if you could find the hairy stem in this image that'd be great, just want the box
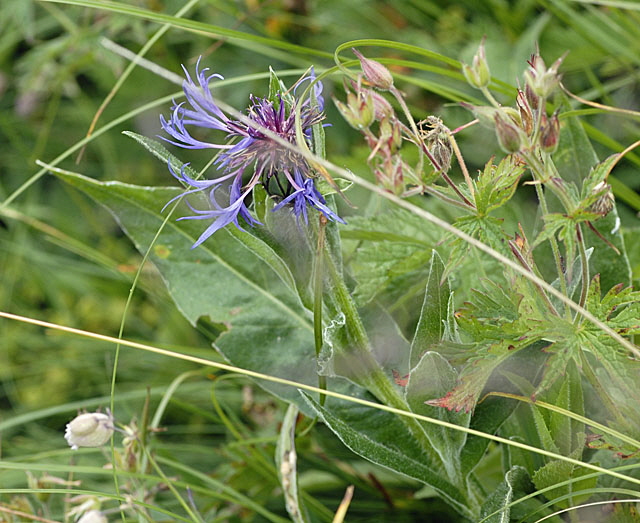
[313,215,328,405]
[576,224,590,313]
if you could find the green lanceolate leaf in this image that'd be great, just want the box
[268,66,295,113]
[547,360,584,456]
[52,170,322,409]
[410,250,451,368]
[302,392,474,520]
[405,351,470,482]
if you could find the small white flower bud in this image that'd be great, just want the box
[77,510,108,523]
[65,412,114,450]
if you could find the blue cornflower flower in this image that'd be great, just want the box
[160,58,344,248]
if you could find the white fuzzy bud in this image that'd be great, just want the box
[65,412,114,450]
[77,510,108,523]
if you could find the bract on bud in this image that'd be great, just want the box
[524,82,540,111]
[494,113,524,153]
[524,53,565,99]
[539,111,560,153]
[516,91,534,135]
[368,89,394,119]
[352,48,394,90]
[65,411,114,450]
[462,37,491,89]
[377,116,402,155]
[374,155,405,194]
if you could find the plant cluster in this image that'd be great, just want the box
[2,2,640,522]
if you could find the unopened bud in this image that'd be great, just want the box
[539,111,560,153]
[494,113,524,153]
[462,37,491,89]
[375,155,405,194]
[65,412,114,450]
[352,48,394,90]
[502,107,522,125]
[333,88,375,130]
[524,82,540,111]
[368,89,394,119]
[378,116,402,153]
[524,53,565,99]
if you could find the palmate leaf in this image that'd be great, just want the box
[427,274,553,412]
[533,275,640,431]
[444,214,510,281]
[473,155,525,217]
[342,208,440,306]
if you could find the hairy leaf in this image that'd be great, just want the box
[302,392,474,519]
[410,250,451,368]
[53,171,326,409]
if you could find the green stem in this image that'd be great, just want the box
[523,152,572,318]
[321,239,466,487]
[313,216,328,405]
[390,86,424,175]
[575,224,590,313]
[480,86,501,108]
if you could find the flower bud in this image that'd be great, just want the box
[462,38,491,89]
[539,111,560,153]
[352,48,394,90]
[374,155,405,194]
[524,82,540,111]
[379,116,402,154]
[524,53,565,100]
[494,113,524,153]
[333,89,375,130]
[77,510,108,523]
[368,89,394,119]
[65,412,114,450]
